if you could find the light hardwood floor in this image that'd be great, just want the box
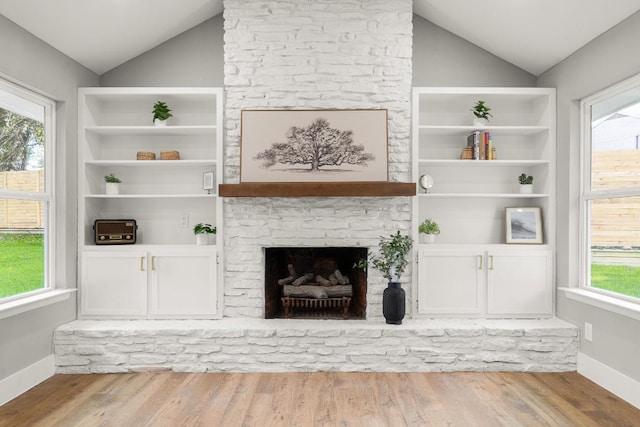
[0,372,638,426]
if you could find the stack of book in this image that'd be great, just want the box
[465,131,496,160]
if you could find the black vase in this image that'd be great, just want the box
[383,282,405,325]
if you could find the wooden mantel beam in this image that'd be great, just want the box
[219,182,416,197]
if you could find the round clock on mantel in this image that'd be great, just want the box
[419,174,434,193]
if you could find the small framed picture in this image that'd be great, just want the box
[505,207,543,244]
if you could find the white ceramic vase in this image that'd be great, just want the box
[420,233,436,244]
[473,117,489,127]
[105,183,120,195]
[519,184,534,194]
[154,118,168,127]
[195,233,210,245]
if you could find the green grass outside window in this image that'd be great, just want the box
[0,233,44,298]
[591,264,640,299]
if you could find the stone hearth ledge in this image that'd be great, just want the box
[54,318,578,374]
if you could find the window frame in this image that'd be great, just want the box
[579,73,640,305]
[0,77,56,303]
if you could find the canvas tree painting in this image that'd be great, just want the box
[240,110,388,182]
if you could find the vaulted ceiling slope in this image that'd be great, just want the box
[0,0,639,76]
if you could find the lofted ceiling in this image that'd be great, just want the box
[0,0,639,76]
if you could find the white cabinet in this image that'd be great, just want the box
[412,86,556,317]
[417,249,483,315]
[80,247,218,319]
[417,246,553,317]
[149,249,217,317]
[77,87,223,318]
[487,249,553,316]
[80,251,148,316]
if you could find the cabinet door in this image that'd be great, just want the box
[487,250,552,316]
[80,251,147,316]
[417,249,484,314]
[149,249,217,317]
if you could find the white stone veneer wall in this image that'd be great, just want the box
[223,0,413,318]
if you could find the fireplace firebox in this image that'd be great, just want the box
[264,247,367,319]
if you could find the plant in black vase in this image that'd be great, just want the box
[357,230,413,324]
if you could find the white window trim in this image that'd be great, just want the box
[0,289,75,320]
[0,78,56,305]
[577,73,640,316]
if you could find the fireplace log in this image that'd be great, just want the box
[277,264,299,286]
[315,275,331,286]
[283,285,328,299]
[333,270,350,285]
[283,284,352,298]
[291,273,314,286]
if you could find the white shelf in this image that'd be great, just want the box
[79,87,223,247]
[86,160,217,167]
[417,193,549,199]
[412,87,556,318]
[417,125,549,136]
[84,125,217,136]
[418,159,549,166]
[85,194,216,199]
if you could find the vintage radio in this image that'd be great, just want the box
[93,219,137,245]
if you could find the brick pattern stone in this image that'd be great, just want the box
[54,319,579,373]
[223,0,414,319]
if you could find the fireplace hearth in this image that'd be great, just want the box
[264,247,367,319]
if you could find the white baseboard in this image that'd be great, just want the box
[578,352,640,409]
[0,355,55,406]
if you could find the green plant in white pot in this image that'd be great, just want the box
[152,101,173,126]
[193,223,216,245]
[357,231,413,324]
[104,173,121,195]
[471,100,493,126]
[518,173,534,194]
[418,218,440,244]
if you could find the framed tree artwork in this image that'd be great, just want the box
[505,207,543,244]
[240,109,388,182]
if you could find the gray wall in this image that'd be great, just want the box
[0,14,98,380]
[538,11,640,382]
[413,15,536,87]
[100,15,224,87]
[102,14,534,90]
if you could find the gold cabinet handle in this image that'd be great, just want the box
[152,256,156,271]
[140,256,146,272]
[478,255,483,270]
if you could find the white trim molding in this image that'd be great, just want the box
[0,289,75,320]
[0,355,55,406]
[561,287,640,321]
[578,352,640,409]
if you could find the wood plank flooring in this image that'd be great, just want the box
[0,372,638,426]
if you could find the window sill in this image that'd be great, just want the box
[0,289,76,321]
[560,287,640,321]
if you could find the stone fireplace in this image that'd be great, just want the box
[222,0,414,320]
[52,1,580,377]
[264,247,368,319]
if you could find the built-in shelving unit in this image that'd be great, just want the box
[412,87,556,317]
[77,87,223,319]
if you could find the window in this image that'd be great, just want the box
[0,78,55,301]
[581,74,640,302]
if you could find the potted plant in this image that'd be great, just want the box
[518,173,534,194]
[193,223,216,245]
[104,173,121,195]
[152,101,173,126]
[358,231,413,324]
[418,218,440,244]
[471,100,493,126]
